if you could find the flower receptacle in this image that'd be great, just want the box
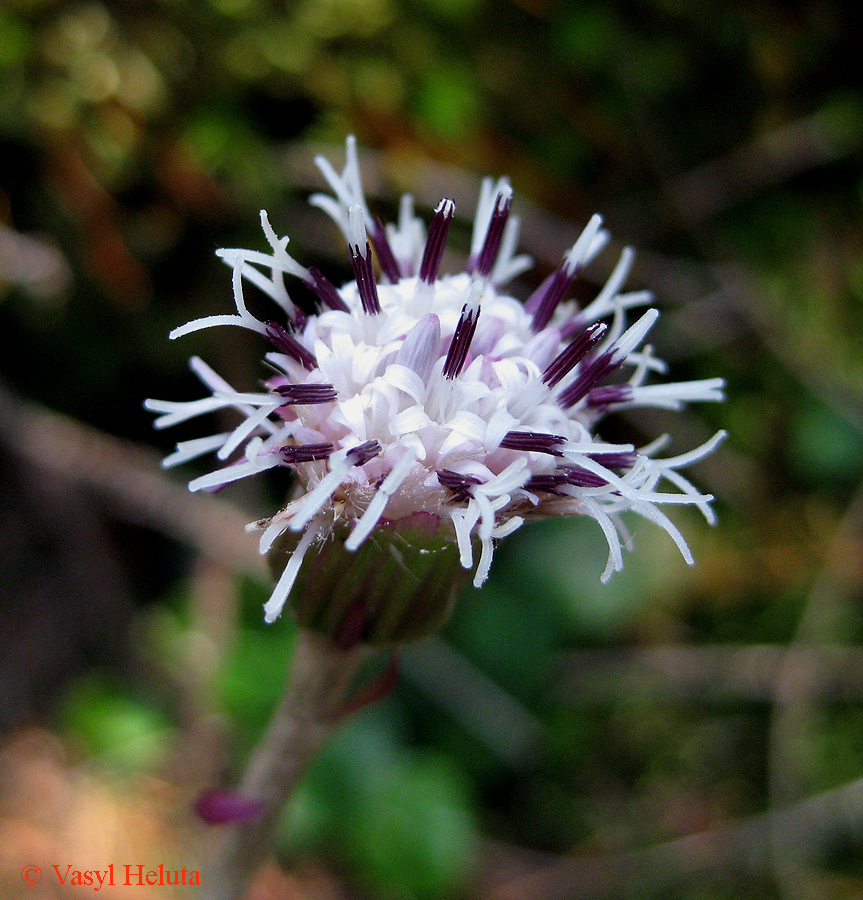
[269,512,467,647]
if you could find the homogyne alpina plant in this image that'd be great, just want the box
[146,136,724,645]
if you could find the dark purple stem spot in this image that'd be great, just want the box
[194,790,266,826]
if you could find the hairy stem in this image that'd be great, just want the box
[207,628,374,900]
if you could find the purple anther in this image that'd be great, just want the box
[556,350,621,409]
[419,200,455,284]
[587,450,637,470]
[274,383,338,405]
[587,384,633,409]
[265,321,318,371]
[347,440,382,466]
[524,473,568,495]
[560,314,586,341]
[499,430,567,455]
[443,301,480,380]
[472,190,512,278]
[280,442,335,464]
[349,243,381,315]
[537,214,606,331]
[437,469,482,501]
[348,206,381,315]
[529,267,576,333]
[307,267,349,312]
[542,322,607,389]
[370,217,402,284]
[561,465,610,488]
[194,790,266,825]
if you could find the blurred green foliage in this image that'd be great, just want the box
[1,0,862,898]
[57,674,174,772]
[288,720,477,899]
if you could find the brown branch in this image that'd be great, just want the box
[484,771,863,900]
[766,480,863,898]
[554,643,863,705]
[0,380,265,577]
[667,106,863,227]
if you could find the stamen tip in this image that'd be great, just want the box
[348,204,368,255]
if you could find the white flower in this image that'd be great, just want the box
[146,136,725,627]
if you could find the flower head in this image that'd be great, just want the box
[146,136,724,640]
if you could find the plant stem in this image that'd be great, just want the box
[207,627,374,900]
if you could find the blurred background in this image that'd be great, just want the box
[1,0,862,897]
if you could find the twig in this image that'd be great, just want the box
[0,380,265,576]
[554,643,863,704]
[484,768,863,900]
[403,637,545,768]
[666,106,863,227]
[715,263,863,437]
[766,480,863,899]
